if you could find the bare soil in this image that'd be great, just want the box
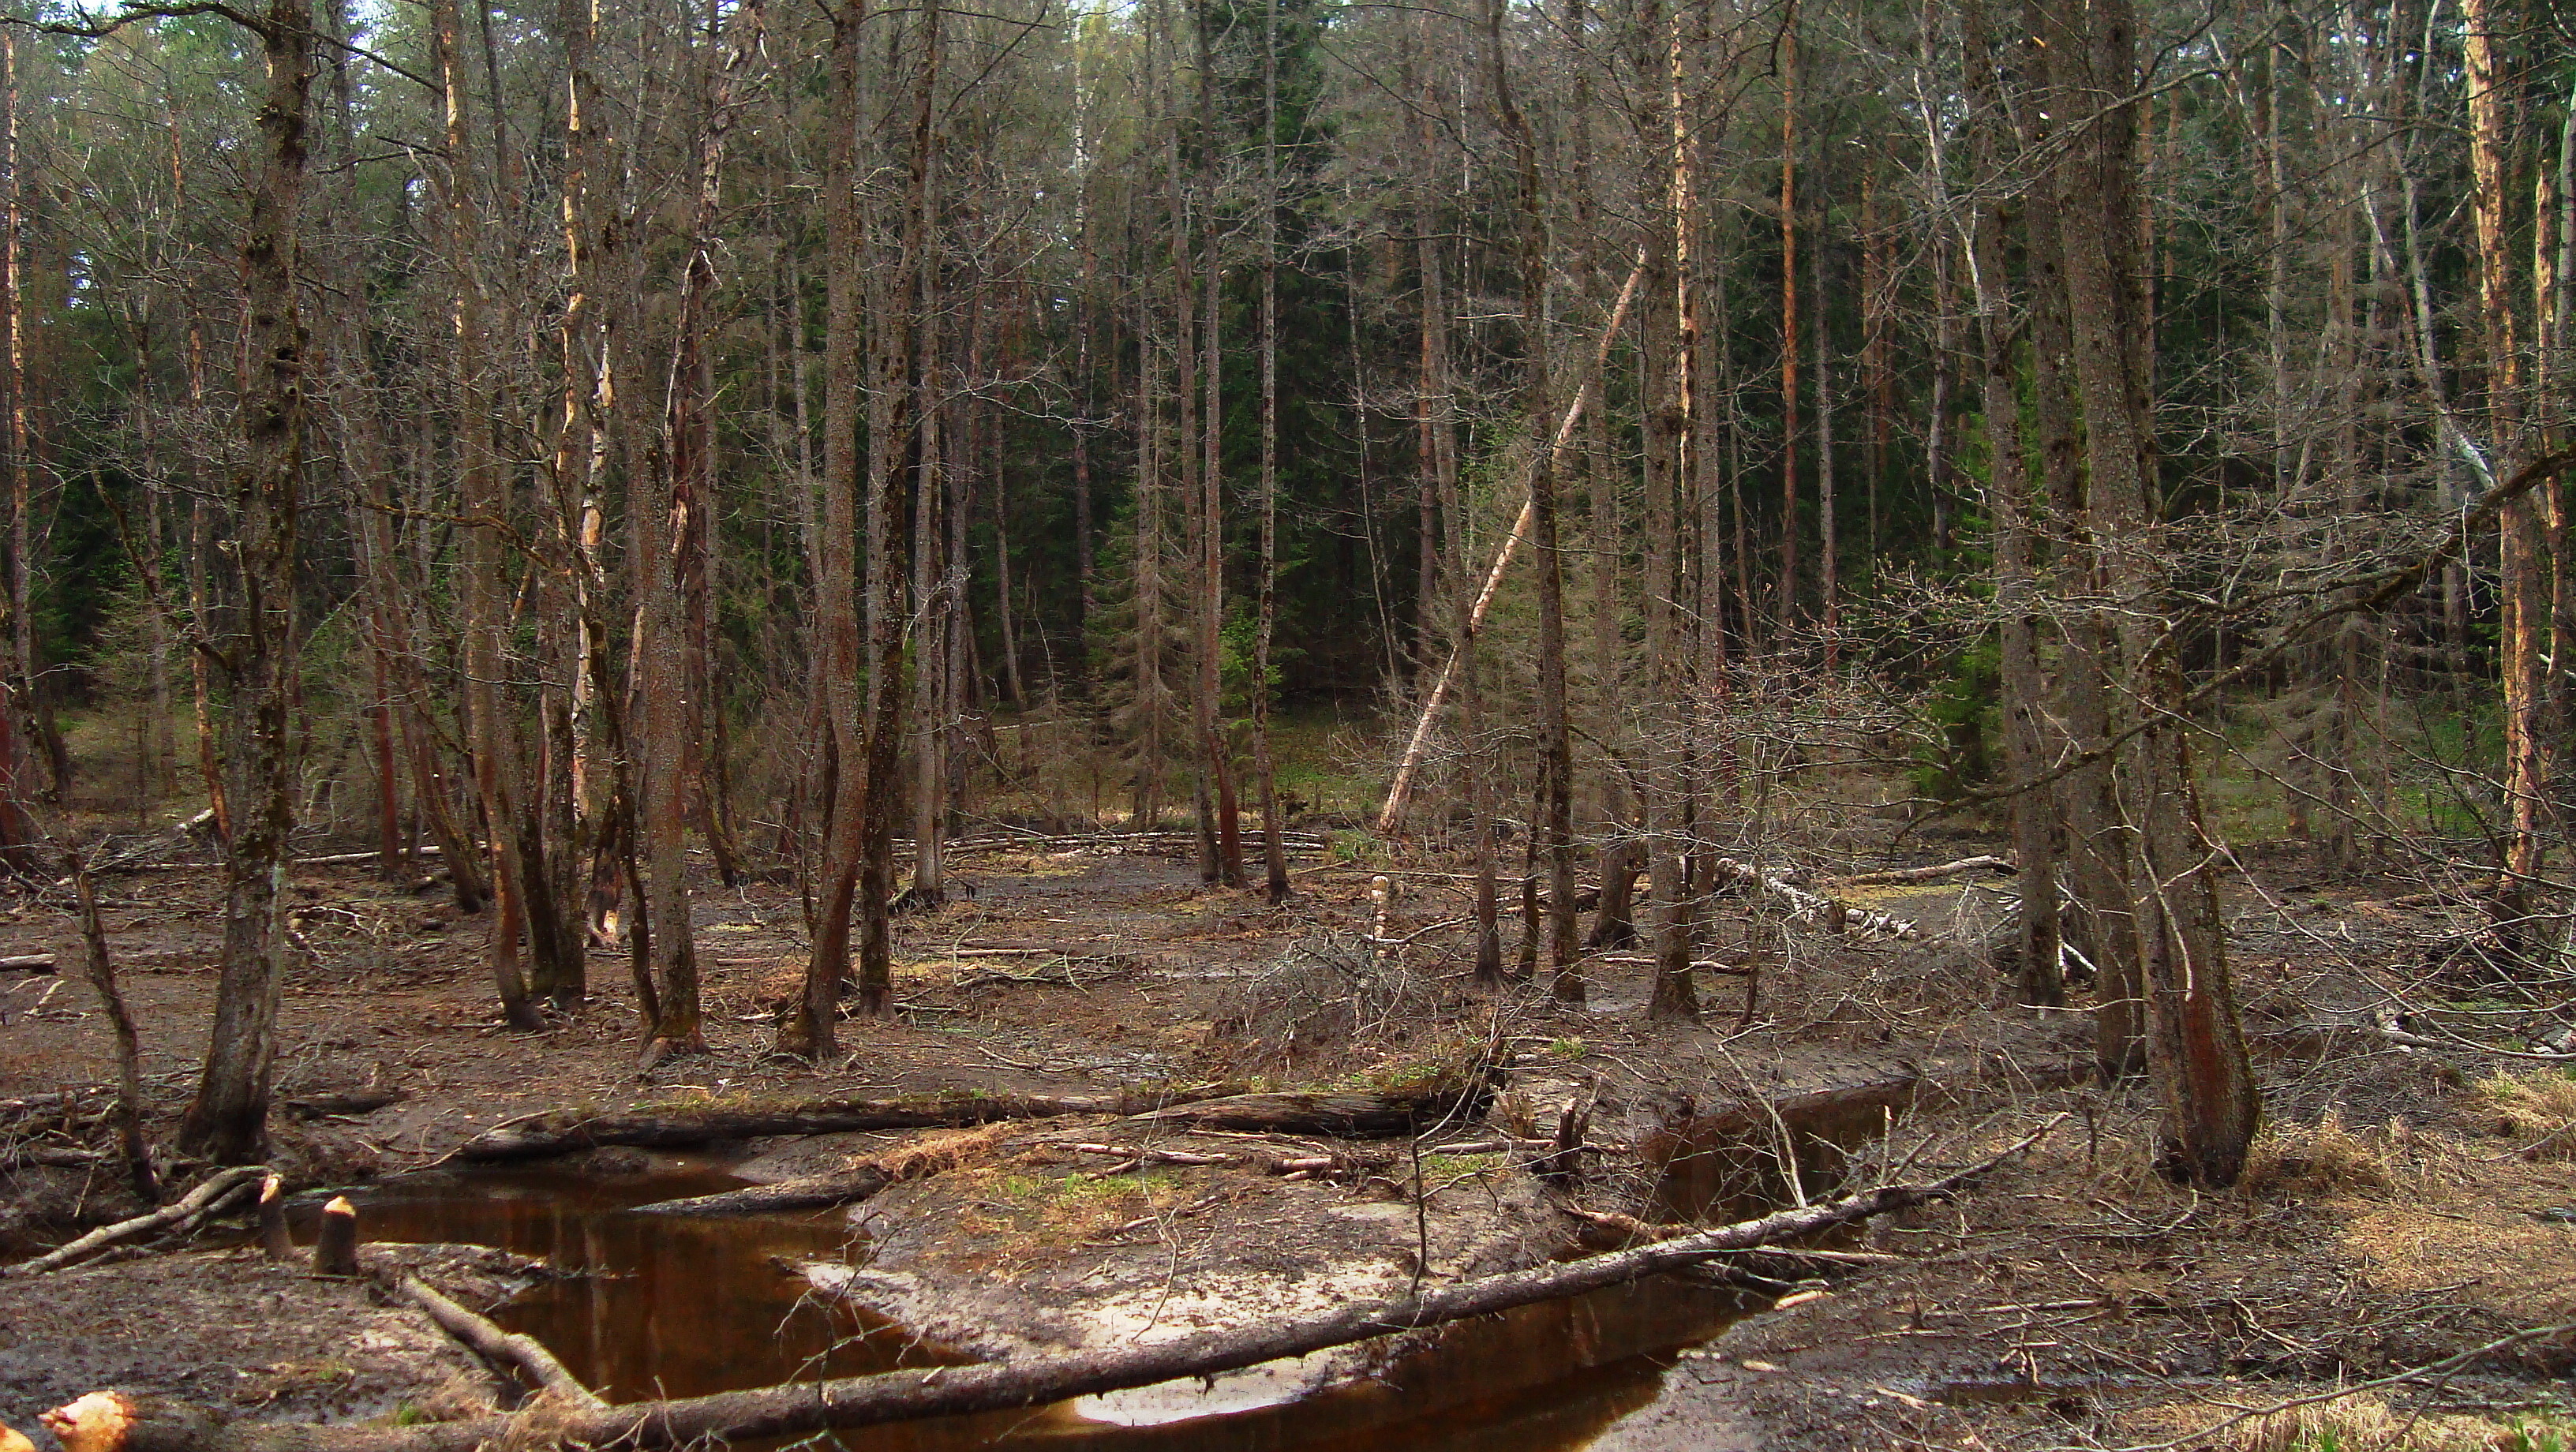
[6,834,2575,1450]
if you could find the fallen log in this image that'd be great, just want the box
[388,1274,602,1409]
[447,1083,1249,1162]
[1124,1081,1497,1139]
[1836,855,2016,887]
[1712,856,1921,940]
[1,1166,264,1278]
[37,1117,2057,1452]
[623,1163,893,1217]
[293,846,445,868]
[0,952,54,972]
[284,1089,407,1120]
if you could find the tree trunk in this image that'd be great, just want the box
[1251,0,1290,903]
[177,0,314,1166]
[433,0,541,1033]
[1775,12,1799,628]
[2012,9,2139,1076]
[2462,0,2548,928]
[1961,0,2061,1009]
[0,36,38,871]
[785,0,871,1060]
[2040,0,2256,1185]
[1486,0,1574,998]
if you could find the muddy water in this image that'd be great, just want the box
[311,1161,960,1401]
[320,1164,1754,1450]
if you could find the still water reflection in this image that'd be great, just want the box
[320,1161,955,1401]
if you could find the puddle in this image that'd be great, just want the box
[297,1163,1756,1449]
[1645,1080,1921,1222]
[301,1160,960,1401]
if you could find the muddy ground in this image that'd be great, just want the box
[6,830,2576,1450]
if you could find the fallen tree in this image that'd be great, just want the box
[387,1274,601,1410]
[1835,855,2016,887]
[623,1164,893,1216]
[451,1078,1485,1163]
[1124,1083,1496,1137]
[36,1117,2056,1452]
[1712,857,1922,940]
[447,1084,1249,1162]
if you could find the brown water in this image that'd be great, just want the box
[309,1161,960,1401]
[313,1163,1751,1450]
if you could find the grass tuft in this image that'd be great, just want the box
[2240,1110,2397,1199]
[2473,1068,2576,1159]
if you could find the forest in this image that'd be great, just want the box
[0,0,2574,1444]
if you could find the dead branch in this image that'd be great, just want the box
[1836,855,2016,886]
[1,1166,264,1277]
[386,1274,604,1410]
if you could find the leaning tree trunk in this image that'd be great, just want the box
[178,0,313,1166]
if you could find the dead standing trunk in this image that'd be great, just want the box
[1251,0,1290,903]
[2462,0,2549,931]
[0,36,38,871]
[852,0,942,1021]
[177,0,313,1166]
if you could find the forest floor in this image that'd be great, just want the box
[6,820,2576,1450]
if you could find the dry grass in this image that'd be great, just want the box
[2473,1068,2576,1159]
[2186,1390,2546,1451]
[875,1121,1023,1181]
[2241,1110,2399,1199]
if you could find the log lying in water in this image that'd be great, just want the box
[448,1084,1249,1162]
[623,1163,894,1217]
[36,1118,2056,1452]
